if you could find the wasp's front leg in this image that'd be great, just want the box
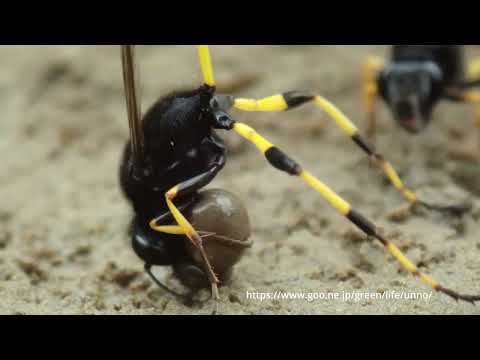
[363,55,385,143]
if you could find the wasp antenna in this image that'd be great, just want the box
[197,45,216,87]
[121,45,145,169]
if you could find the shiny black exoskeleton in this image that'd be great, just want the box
[378,45,467,133]
[120,87,229,221]
[119,77,242,291]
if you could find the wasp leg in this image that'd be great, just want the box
[149,225,187,235]
[450,89,480,104]
[363,55,385,142]
[150,165,224,301]
[197,45,216,87]
[232,91,468,216]
[231,121,480,304]
[467,57,480,82]
[144,263,188,299]
[463,90,480,157]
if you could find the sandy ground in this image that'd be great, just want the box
[1,45,480,315]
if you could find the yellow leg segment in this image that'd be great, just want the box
[313,96,357,136]
[149,186,220,299]
[149,225,215,238]
[309,92,419,205]
[234,95,288,112]
[232,121,480,303]
[467,58,480,81]
[299,170,351,215]
[362,56,384,140]
[149,225,187,235]
[196,45,216,87]
[462,90,480,103]
[233,122,354,217]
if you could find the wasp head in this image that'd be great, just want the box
[378,61,444,133]
[208,93,235,130]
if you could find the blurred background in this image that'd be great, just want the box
[1,45,480,315]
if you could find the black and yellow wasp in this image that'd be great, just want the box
[119,45,480,307]
[364,45,480,140]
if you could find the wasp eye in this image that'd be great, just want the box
[210,95,234,111]
[210,98,219,109]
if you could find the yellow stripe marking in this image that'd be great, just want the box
[300,171,351,215]
[365,83,378,98]
[166,198,199,242]
[164,195,219,285]
[386,242,442,290]
[166,186,179,200]
[363,56,385,78]
[380,162,417,203]
[234,95,288,112]
[382,163,404,190]
[387,243,442,292]
[420,273,439,289]
[234,122,352,215]
[314,96,358,137]
[467,59,480,80]
[463,91,480,103]
[233,123,273,153]
[149,224,187,235]
[196,45,215,87]
[364,83,378,113]
[402,190,417,204]
[387,243,418,274]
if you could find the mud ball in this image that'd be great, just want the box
[177,189,252,288]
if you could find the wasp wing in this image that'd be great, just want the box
[121,45,144,164]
